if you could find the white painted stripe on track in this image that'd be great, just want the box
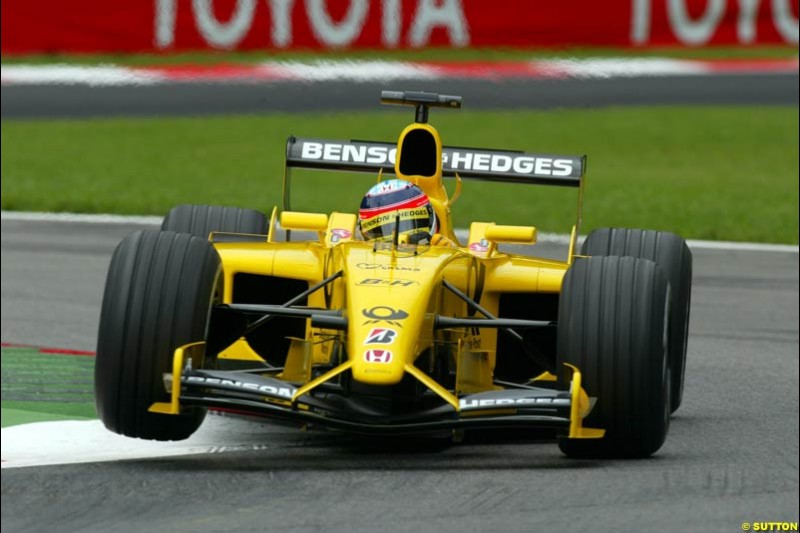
[0,64,163,86]
[2,210,163,225]
[544,58,708,78]
[3,58,796,86]
[270,60,440,82]
[684,238,798,253]
[4,210,797,253]
[0,415,279,469]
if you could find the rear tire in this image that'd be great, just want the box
[581,227,691,412]
[557,256,671,458]
[161,204,268,239]
[95,230,221,441]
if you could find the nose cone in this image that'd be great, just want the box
[341,242,457,385]
[343,255,431,385]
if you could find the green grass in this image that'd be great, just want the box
[2,106,798,243]
[1,347,96,427]
[1,406,95,428]
[2,46,797,66]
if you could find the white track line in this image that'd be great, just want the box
[544,58,707,78]
[3,58,797,86]
[0,65,163,86]
[0,415,281,469]
[2,210,797,253]
[1,210,163,225]
[683,238,798,253]
[270,60,439,82]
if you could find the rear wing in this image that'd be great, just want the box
[285,136,585,188]
[281,136,587,257]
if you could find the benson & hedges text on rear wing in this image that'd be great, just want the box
[285,136,586,187]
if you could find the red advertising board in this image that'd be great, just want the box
[2,0,797,55]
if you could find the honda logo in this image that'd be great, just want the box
[364,349,393,364]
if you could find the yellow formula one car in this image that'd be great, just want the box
[94,90,692,458]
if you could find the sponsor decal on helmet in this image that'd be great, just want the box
[360,208,431,232]
[372,179,409,194]
[364,328,398,345]
[364,349,393,364]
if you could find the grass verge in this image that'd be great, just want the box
[0,347,96,427]
[2,106,798,243]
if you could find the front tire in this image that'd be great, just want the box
[557,256,671,458]
[94,230,221,441]
[581,227,691,412]
[161,204,269,239]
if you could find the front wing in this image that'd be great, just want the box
[150,345,605,439]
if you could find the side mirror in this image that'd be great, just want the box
[280,212,329,239]
[485,224,537,245]
[280,211,329,232]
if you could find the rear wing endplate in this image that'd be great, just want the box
[285,136,585,187]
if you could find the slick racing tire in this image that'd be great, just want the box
[581,228,692,413]
[95,230,222,441]
[557,256,671,459]
[161,204,269,239]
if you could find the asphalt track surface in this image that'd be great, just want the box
[2,73,798,119]
[1,218,798,533]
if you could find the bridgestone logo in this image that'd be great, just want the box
[364,328,398,345]
[184,375,295,399]
[459,397,570,409]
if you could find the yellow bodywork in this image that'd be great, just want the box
[149,342,204,415]
[151,119,602,439]
[211,237,568,384]
[564,364,606,439]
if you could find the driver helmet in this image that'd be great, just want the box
[359,179,437,244]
